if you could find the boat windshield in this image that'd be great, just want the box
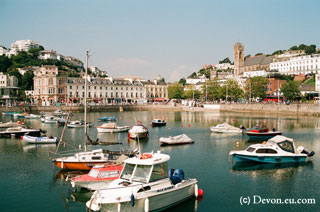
[277,140,295,153]
[246,147,256,152]
[132,165,152,183]
[88,169,99,178]
[149,162,168,182]
[120,163,135,180]
[98,170,120,178]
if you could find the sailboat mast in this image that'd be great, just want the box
[84,51,89,151]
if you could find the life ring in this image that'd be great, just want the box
[140,153,152,159]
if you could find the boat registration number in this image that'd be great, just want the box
[157,186,174,192]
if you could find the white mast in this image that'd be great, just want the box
[84,51,89,151]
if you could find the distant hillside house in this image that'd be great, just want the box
[186,75,207,84]
[64,56,84,68]
[39,50,64,60]
[18,66,39,76]
[0,45,9,56]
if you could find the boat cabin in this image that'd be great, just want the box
[120,152,169,184]
[245,135,297,154]
[250,125,269,133]
[87,164,123,180]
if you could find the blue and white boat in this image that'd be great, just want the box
[229,135,314,164]
[98,116,117,121]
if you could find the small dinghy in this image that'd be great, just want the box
[22,135,59,144]
[0,121,23,128]
[25,114,41,119]
[96,123,129,133]
[160,134,194,145]
[67,120,93,128]
[151,119,166,127]
[210,122,243,133]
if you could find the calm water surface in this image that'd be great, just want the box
[1,111,320,212]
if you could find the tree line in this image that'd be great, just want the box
[168,76,302,102]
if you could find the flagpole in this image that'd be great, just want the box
[84,51,89,151]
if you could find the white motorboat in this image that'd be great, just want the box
[160,134,194,145]
[210,122,243,133]
[151,119,166,127]
[128,125,149,139]
[44,116,57,124]
[53,109,70,116]
[97,123,130,133]
[0,121,23,128]
[0,127,41,138]
[23,135,58,144]
[86,151,200,212]
[25,114,41,119]
[229,135,315,164]
[67,120,93,128]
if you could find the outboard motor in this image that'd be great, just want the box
[297,146,315,157]
[169,169,184,185]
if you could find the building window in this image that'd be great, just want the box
[69,92,72,97]
[83,92,85,97]
[105,92,108,97]
[70,86,72,89]
[88,92,91,98]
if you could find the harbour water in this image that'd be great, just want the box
[1,111,320,212]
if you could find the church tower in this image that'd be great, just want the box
[234,42,244,76]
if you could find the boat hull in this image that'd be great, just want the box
[232,153,307,164]
[152,122,166,127]
[244,131,282,140]
[129,132,148,139]
[93,180,197,212]
[54,161,106,170]
[72,180,113,191]
[97,127,129,133]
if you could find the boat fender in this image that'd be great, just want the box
[144,198,149,212]
[195,184,198,197]
[130,194,135,206]
[140,154,152,159]
[127,132,130,137]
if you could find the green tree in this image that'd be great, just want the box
[219,79,243,101]
[168,83,184,99]
[244,76,268,100]
[272,50,284,55]
[290,46,298,50]
[244,54,251,60]
[7,67,22,80]
[305,45,316,55]
[0,55,12,72]
[179,78,186,85]
[281,81,301,101]
[20,70,34,90]
[183,85,201,99]
[189,72,197,78]
[255,53,263,56]
[202,79,220,101]
[219,57,232,64]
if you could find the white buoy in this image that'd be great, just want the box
[61,161,63,169]
[194,184,198,197]
[144,198,149,212]
[118,203,121,212]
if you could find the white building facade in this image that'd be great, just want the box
[270,54,320,75]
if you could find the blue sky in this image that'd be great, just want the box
[1,0,319,82]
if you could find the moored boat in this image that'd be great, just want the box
[44,116,57,124]
[210,122,243,133]
[0,127,41,138]
[86,151,201,212]
[22,135,59,144]
[128,125,149,139]
[151,119,166,127]
[53,109,71,116]
[229,135,315,164]
[71,163,123,190]
[0,121,24,128]
[160,134,194,145]
[98,116,117,122]
[25,114,41,119]
[244,125,282,140]
[96,123,129,133]
[67,120,93,128]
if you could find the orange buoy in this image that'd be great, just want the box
[198,189,204,197]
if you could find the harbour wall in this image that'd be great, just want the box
[1,103,320,116]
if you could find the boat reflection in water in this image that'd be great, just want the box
[230,161,314,179]
[66,189,93,203]
[55,170,89,182]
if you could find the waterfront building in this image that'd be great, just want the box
[33,65,66,105]
[66,76,146,104]
[0,72,19,106]
[270,54,320,75]
[242,70,266,78]
[142,75,168,100]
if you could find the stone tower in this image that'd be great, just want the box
[234,42,244,76]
